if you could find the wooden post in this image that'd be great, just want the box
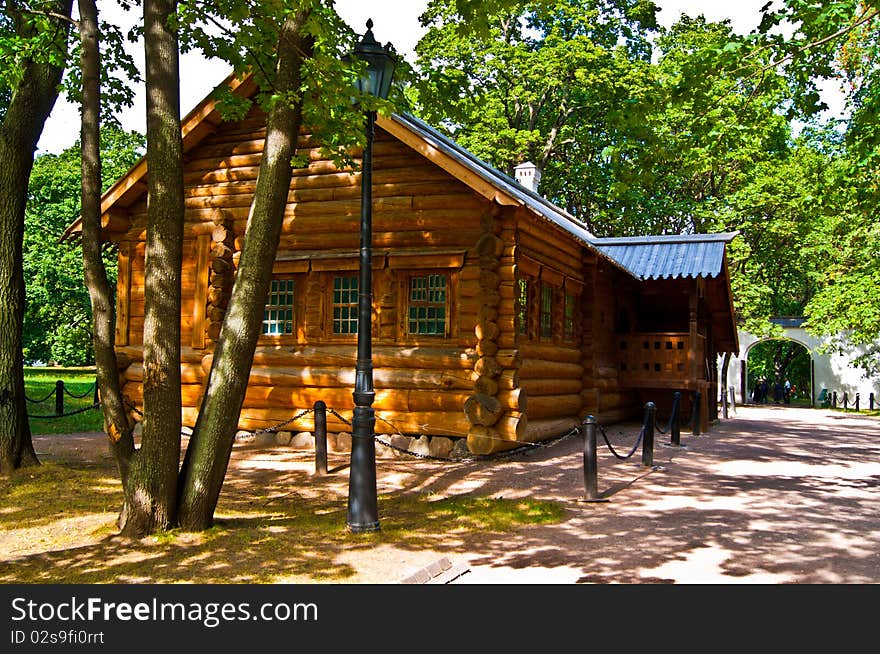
[55,380,64,417]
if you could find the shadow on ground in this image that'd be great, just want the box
[1,406,878,584]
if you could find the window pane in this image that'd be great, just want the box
[540,283,553,339]
[564,293,576,341]
[408,274,447,336]
[262,279,296,335]
[332,276,359,335]
[517,278,528,335]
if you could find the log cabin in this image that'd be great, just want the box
[63,75,739,455]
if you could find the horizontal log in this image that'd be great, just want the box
[580,389,599,416]
[526,394,582,420]
[263,229,483,251]
[519,342,582,364]
[123,362,206,385]
[496,389,527,412]
[240,365,477,391]
[522,417,580,444]
[518,358,583,380]
[520,378,583,396]
[182,405,473,438]
[596,407,641,425]
[495,349,521,368]
[246,345,478,370]
[466,426,519,455]
[516,217,583,259]
[598,392,627,412]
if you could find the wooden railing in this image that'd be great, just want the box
[616,332,700,388]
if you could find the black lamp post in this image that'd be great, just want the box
[346,19,397,533]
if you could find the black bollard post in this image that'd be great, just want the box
[721,385,728,419]
[314,400,328,476]
[55,380,64,416]
[642,402,655,467]
[843,392,849,411]
[871,393,875,411]
[93,379,99,405]
[692,391,702,436]
[832,391,837,409]
[670,391,681,447]
[580,416,602,501]
[855,393,860,412]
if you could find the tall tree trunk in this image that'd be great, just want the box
[119,0,184,536]
[177,9,314,530]
[720,350,732,408]
[0,0,73,475]
[78,0,135,485]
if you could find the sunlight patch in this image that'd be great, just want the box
[711,460,880,479]
[639,543,793,584]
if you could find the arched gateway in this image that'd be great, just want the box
[721,317,880,407]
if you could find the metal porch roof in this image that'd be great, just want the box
[589,232,739,281]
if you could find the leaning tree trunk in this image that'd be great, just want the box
[0,0,73,475]
[119,0,185,536]
[78,0,136,485]
[177,10,315,530]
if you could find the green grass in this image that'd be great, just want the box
[0,459,567,584]
[24,366,104,434]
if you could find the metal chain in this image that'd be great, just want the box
[27,401,101,419]
[249,408,314,437]
[63,381,98,399]
[24,388,57,404]
[597,421,644,460]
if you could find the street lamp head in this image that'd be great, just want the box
[350,19,397,100]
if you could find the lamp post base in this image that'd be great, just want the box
[346,406,379,533]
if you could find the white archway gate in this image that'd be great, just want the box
[721,318,880,408]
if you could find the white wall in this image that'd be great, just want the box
[720,328,880,407]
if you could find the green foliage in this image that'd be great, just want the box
[747,339,811,398]
[176,0,413,170]
[23,127,144,365]
[759,1,880,375]
[413,0,658,181]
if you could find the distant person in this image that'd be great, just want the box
[760,379,769,403]
[773,381,784,404]
[784,379,791,404]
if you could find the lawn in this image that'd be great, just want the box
[24,366,104,434]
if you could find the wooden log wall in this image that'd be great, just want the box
[115,106,502,441]
[590,262,641,423]
[505,211,586,447]
[465,207,524,455]
[110,102,671,450]
[206,210,236,345]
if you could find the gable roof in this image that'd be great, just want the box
[60,73,734,293]
[382,113,596,246]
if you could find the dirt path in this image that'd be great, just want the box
[24,405,880,583]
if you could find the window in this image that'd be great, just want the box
[262,279,295,335]
[516,278,529,335]
[408,273,447,336]
[332,275,359,335]
[540,283,553,339]
[564,292,576,341]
